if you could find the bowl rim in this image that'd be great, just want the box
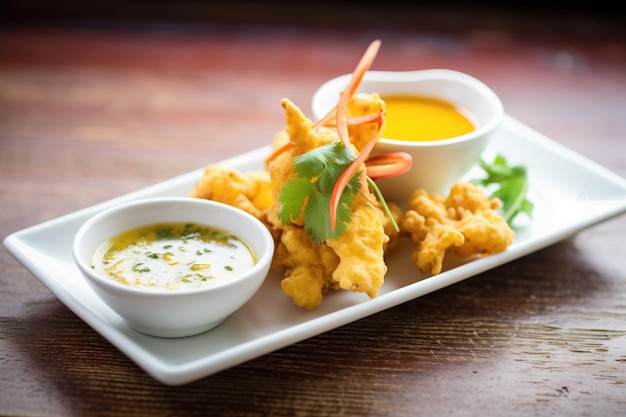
[311,68,504,148]
[72,196,274,297]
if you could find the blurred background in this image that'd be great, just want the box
[2,1,624,38]
[1,1,624,202]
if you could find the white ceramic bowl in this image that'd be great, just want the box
[312,69,503,203]
[73,197,274,338]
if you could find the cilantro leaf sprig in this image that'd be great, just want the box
[278,141,363,244]
[472,154,533,224]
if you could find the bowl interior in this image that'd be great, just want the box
[74,197,274,293]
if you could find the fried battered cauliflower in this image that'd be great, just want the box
[264,96,394,309]
[277,226,340,310]
[191,93,394,310]
[325,195,388,298]
[190,165,273,220]
[347,92,386,151]
[402,182,514,275]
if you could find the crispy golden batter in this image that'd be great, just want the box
[189,41,518,310]
[190,165,273,219]
[191,94,400,309]
[265,97,392,309]
[280,98,337,155]
[326,195,388,298]
[277,226,340,309]
[379,200,403,252]
[402,182,514,275]
[347,92,386,152]
[190,96,514,309]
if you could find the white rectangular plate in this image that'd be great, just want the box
[5,115,626,385]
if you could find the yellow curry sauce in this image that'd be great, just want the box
[91,222,256,290]
[381,95,477,141]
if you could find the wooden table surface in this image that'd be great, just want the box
[1,4,625,416]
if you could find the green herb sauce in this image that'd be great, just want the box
[91,222,256,290]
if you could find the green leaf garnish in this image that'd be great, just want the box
[472,154,534,224]
[278,141,363,244]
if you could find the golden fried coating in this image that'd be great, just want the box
[281,98,338,155]
[325,195,388,298]
[402,208,464,275]
[266,100,340,216]
[402,182,514,275]
[192,95,397,309]
[190,165,273,219]
[455,210,514,258]
[267,96,391,308]
[347,92,386,152]
[266,147,295,216]
[276,226,340,310]
[378,200,403,252]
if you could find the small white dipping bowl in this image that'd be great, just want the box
[73,197,274,338]
[312,69,503,203]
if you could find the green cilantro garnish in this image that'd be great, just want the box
[132,262,150,273]
[472,154,534,224]
[278,141,363,244]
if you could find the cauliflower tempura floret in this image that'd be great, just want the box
[265,99,339,217]
[347,92,386,152]
[266,97,392,309]
[276,226,340,309]
[190,165,273,219]
[402,182,514,275]
[281,98,337,155]
[326,196,388,298]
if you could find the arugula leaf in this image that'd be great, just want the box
[278,141,363,244]
[472,154,533,224]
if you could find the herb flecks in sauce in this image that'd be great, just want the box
[92,222,256,290]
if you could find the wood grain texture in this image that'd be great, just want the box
[1,5,625,417]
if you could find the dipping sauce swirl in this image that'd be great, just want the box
[91,222,256,290]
